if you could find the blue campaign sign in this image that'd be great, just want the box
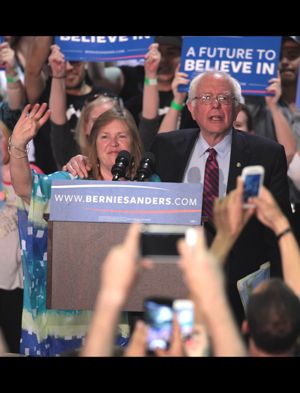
[49,180,202,225]
[179,36,282,96]
[55,36,154,62]
[296,64,300,110]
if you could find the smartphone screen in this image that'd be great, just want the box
[140,225,189,257]
[243,173,262,203]
[144,297,173,351]
[173,299,194,339]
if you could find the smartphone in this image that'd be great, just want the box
[140,224,189,257]
[144,297,174,352]
[173,299,195,339]
[241,165,265,207]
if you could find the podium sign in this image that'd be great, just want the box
[49,180,202,225]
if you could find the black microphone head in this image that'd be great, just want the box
[111,150,131,180]
[116,150,131,165]
[142,152,155,166]
[137,152,156,181]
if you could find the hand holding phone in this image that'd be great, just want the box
[241,165,265,208]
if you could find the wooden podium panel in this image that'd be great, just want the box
[47,221,187,311]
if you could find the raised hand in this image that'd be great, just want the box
[48,44,66,78]
[211,176,255,264]
[11,103,51,149]
[171,65,189,106]
[144,43,161,78]
[0,42,16,71]
[265,73,281,109]
[249,185,289,234]
[214,176,255,240]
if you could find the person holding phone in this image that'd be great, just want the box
[150,70,292,327]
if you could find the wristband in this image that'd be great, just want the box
[8,136,29,159]
[144,77,157,86]
[276,227,292,241]
[171,99,184,111]
[6,74,20,84]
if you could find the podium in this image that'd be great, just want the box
[47,221,188,311]
[46,180,202,312]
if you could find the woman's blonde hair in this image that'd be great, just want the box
[75,95,118,155]
[87,107,143,180]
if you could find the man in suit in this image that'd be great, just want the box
[151,70,292,326]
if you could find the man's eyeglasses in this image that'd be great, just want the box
[192,94,235,106]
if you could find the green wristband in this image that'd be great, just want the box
[6,74,20,84]
[144,77,157,86]
[171,100,184,111]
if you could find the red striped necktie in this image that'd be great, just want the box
[202,148,219,224]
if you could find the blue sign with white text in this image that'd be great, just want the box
[55,36,154,62]
[49,180,202,225]
[179,36,282,96]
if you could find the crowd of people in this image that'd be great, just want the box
[0,35,300,357]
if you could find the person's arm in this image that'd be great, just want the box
[0,42,25,109]
[158,67,188,133]
[288,151,300,191]
[24,36,52,103]
[211,177,255,264]
[9,103,51,204]
[142,43,160,120]
[177,227,247,356]
[265,76,296,164]
[250,186,300,298]
[48,44,67,125]
[81,224,142,356]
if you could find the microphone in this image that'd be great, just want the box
[111,150,131,181]
[136,152,156,181]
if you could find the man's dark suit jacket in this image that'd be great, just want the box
[151,128,291,326]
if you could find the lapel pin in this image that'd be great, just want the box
[236,162,242,168]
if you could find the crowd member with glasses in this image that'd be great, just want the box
[150,70,292,327]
